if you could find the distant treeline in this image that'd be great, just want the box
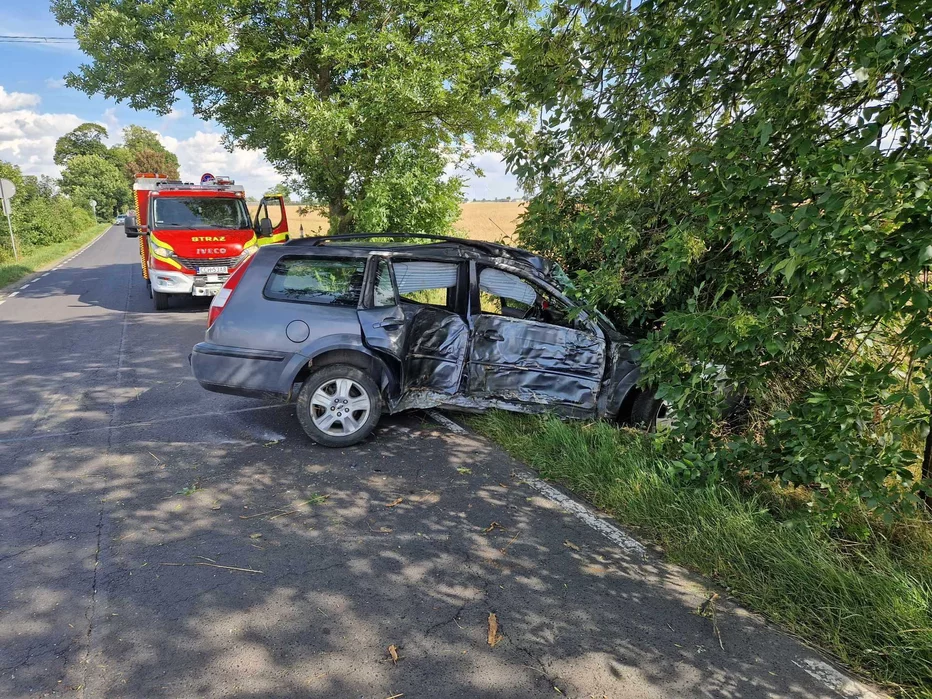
[0,161,95,263]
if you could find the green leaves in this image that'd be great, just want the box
[60,154,131,220]
[511,0,932,519]
[55,0,535,232]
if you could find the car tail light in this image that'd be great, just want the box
[207,253,255,328]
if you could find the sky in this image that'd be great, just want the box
[0,5,521,200]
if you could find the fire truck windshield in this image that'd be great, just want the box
[153,197,251,230]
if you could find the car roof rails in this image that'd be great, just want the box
[292,232,502,254]
[288,233,553,275]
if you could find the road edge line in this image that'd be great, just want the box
[427,409,646,558]
[426,409,888,699]
[0,223,111,296]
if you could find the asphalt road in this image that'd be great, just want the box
[0,226,883,699]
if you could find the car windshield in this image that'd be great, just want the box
[153,197,251,229]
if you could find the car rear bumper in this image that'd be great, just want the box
[190,342,298,399]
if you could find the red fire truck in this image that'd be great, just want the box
[125,173,289,310]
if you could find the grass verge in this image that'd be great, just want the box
[468,411,932,698]
[0,223,109,290]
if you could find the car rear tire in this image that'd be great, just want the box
[153,291,170,311]
[296,364,382,447]
[630,391,675,432]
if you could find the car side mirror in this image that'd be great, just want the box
[124,218,140,238]
[259,217,273,236]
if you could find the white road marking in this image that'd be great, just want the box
[427,410,467,434]
[9,292,17,297]
[427,409,647,557]
[20,283,30,289]
[792,659,886,698]
[426,411,885,697]
[521,470,648,557]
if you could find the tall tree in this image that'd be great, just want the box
[123,148,179,181]
[511,0,932,517]
[53,122,108,166]
[118,126,180,180]
[60,154,131,218]
[53,0,534,232]
[351,144,463,237]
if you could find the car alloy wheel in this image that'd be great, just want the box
[309,377,372,437]
[654,401,676,432]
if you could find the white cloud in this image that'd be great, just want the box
[453,150,522,200]
[0,86,41,112]
[163,108,186,121]
[44,78,68,90]
[0,83,90,177]
[0,81,519,203]
[102,107,120,137]
[159,131,280,196]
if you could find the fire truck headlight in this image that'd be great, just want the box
[151,244,173,258]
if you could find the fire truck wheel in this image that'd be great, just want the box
[296,364,382,448]
[153,291,170,311]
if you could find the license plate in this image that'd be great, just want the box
[197,266,228,275]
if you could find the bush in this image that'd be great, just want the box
[510,0,932,521]
[0,161,97,262]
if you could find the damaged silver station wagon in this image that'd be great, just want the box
[190,234,672,447]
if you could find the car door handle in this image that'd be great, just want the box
[480,330,504,342]
[373,319,404,330]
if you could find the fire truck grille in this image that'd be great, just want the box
[174,254,244,270]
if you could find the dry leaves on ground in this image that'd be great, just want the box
[488,612,502,647]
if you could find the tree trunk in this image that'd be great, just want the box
[328,196,352,234]
[922,406,932,509]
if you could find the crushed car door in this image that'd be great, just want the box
[357,256,469,400]
[467,265,606,412]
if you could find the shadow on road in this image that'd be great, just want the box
[0,309,844,698]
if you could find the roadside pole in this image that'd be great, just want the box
[0,178,17,261]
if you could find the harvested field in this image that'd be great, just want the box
[259,202,526,242]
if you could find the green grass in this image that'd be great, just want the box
[0,223,109,290]
[468,411,932,697]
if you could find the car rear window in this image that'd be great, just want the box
[264,256,366,306]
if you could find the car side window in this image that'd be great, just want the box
[478,266,578,330]
[393,261,458,309]
[372,259,396,307]
[264,256,366,306]
[263,198,283,229]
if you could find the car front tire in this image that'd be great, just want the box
[296,364,382,447]
[630,391,675,432]
[153,291,170,311]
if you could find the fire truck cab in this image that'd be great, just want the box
[125,173,289,310]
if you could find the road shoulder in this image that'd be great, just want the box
[0,222,110,292]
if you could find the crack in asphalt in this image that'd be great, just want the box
[80,505,104,697]
[0,404,294,444]
[81,261,133,699]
